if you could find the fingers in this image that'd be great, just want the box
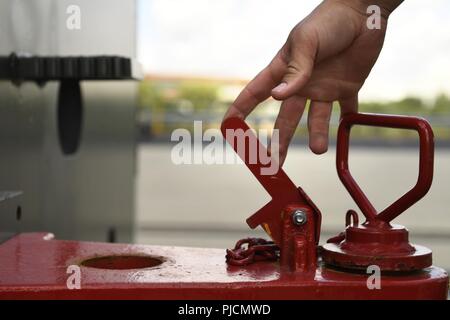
[339,95,358,117]
[271,38,316,101]
[225,29,318,120]
[308,100,333,154]
[272,95,307,165]
[224,50,286,120]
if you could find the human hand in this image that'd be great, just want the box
[224,0,403,164]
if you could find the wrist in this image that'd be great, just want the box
[333,0,403,18]
[361,0,403,15]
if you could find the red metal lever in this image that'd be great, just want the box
[221,117,321,247]
[337,113,434,223]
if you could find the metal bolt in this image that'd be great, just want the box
[292,210,307,226]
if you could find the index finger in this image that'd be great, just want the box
[224,49,287,120]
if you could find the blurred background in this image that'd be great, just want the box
[135,0,450,271]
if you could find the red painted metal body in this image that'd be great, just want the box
[0,233,447,299]
[0,113,448,299]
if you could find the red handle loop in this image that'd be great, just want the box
[336,113,434,223]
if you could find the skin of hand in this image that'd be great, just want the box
[224,0,403,165]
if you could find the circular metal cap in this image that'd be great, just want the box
[322,224,432,272]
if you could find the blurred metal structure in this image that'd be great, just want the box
[0,0,138,242]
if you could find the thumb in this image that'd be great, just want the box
[271,42,315,100]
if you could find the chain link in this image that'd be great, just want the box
[226,238,279,266]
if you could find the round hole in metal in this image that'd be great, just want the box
[81,255,163,270]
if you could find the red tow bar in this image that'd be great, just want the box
[0,113,447,300]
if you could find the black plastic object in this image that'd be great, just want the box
[57,80,83,155]
[0,53,133,81]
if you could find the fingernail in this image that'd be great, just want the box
[272,82,287,94]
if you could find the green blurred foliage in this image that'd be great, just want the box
[178,83,218,111]
[139,78,450,141]
[432,94,450,114]
[359,97,425,114]
[139,80,218,113]
[139,80,220,135]
[358,94,450,116]
[139,81,168,112]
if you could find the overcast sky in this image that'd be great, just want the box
[137,0,450,101]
